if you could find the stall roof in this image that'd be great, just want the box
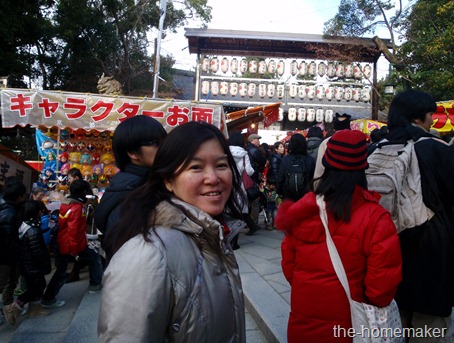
[226,102,281,132]
[185,28,392,63]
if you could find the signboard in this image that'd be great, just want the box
[433,101,454,134]
[351,119,386,135]
[1,89,227,135]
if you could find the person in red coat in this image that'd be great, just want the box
[41,179,90,308]
[275,130,402,343]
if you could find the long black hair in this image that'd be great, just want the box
[313,169,367,222]
[105,121,244,256]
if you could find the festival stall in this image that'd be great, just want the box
[0,143,38,192]
[1,88,226,196]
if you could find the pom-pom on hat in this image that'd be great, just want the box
[322,130,368,171]
[333,113,352,131]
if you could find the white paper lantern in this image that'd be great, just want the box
[277,84,285,98]
[318,62,326,77]
[221,57,229,73]
[239,59,248,73]
[230,58,239,74]
[344,88,353,101]
[201,58,210,72]
[362,87,371,102]
[239,82,248,97]
[258,60,267,74]
[229,82,238,96]
[277,60,285,75]
[307,108,315,122]
[335,87,344,101]
[353,63,362,79]
[258,84,267,98]
[335,63,344,78]
[352,88,361,102]
[289,84,298,98]
[345,64,354,78]
[325,86,334,100]
[299,61,307,76]
[220,81,229,95]
[248,59,258,73]
[325,109,334,123]
[298,85,306,99]
[267,84,276,97]
[308,61,317,76]
[363,64,372,79]
[201,80,210,95]
[326,62,336,77]
[316,85,325,100]
[247,83,256,97]
[210,58,219,73]
[290,60,298,76]
[288,107,297,121]
[297,108,306,121]
[307,85,316,99]
[210,81,219,95]
[268,59,277,73]
[278,108,284,121]
[316,109,324,123]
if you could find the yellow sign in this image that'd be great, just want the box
[432,101,454,133]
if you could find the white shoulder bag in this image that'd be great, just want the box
[316,195,404,343]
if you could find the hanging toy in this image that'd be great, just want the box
[80,152,92,165]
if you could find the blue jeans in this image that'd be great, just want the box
[43,247,103,301]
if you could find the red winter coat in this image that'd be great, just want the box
[57,196,87,256]
[275,187,402,343]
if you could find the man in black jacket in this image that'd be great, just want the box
[94,116,167,260]
[0,176,26,325]
[245,134,267,234]
[386,90,454,336]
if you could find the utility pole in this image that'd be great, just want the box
[152,0,167,98]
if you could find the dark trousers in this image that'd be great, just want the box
[44,247,103,301]
[18,273,46,304]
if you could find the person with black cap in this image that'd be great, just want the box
[274,129,402,343]
[245,133,267,234]
[313,113,352,180]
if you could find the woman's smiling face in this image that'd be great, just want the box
[164,138,233,217]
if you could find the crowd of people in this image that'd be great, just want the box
[1,89,454,343]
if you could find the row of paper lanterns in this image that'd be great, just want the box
[201,57,372,79]
[201,80,371,102]
[277,108,334,123]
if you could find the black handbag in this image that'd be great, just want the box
[246,182,261,200]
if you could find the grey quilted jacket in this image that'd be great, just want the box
[98,198,246,343]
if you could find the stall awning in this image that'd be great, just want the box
[1,88,227,135]
[226,102,281,132]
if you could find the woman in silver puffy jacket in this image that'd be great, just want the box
[98,121,246,343]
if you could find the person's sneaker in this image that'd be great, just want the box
[41,299,65,308]
[2,303,21,325]
[13,288,25,296]
[246,225,262,236]
[88,284,103,293]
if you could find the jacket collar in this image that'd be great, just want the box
[153,198,224,239]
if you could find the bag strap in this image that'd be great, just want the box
[316,195,353,301]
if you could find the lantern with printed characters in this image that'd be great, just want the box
[221,57,229,73]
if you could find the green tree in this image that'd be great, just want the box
[0,0,212,95]
[399,0,454,101]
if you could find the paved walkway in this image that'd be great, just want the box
[0,227,284,342]
[235,227,289,343]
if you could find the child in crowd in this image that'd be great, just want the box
[16,200,52,317]
[263,178,280,230]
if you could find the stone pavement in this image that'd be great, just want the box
[0,227,286,343]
